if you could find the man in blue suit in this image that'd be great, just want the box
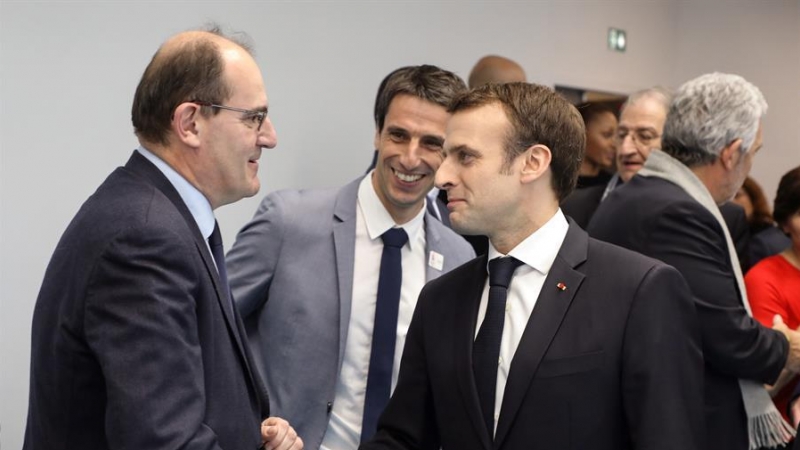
[227,65,475,450]
[24,27,302,450]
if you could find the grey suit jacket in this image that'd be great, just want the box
[227,176,475,450]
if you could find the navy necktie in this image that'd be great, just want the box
[208,221,232,305]
[361,227,409,442]
[473,256,523,437]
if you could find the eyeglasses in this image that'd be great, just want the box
[191,100,268,131]
[615,127,660,148]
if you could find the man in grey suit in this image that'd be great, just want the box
[227,65,475,450]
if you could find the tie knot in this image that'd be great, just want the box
[208,221,223,248]
[488,257,523,289]
[381,228,408,249]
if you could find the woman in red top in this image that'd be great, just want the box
[746,165,800,422]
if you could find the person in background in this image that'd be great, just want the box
[735,176,792,269]
[562,87,750,269]
[24,26,302,450]
[575,102,617,189]
[747,166,800,425]
[361,82,704,450]
[226,65,474,450]
[467,55,526,89]
[561,87,669,228]
[589,72,800,450]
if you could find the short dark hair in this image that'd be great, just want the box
[131,25,253,146]
[448,82,585,201]
[773,166,800,228]
[373,65,466,132]
[740,176,773,231]
[576,102,617,127]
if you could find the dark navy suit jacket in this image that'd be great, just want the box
[362,221,705,450]
[24,151,269,450]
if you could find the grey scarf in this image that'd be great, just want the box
[639,150,795,449]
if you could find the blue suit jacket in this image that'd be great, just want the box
[227,176,475,449]
[25,151,269,450]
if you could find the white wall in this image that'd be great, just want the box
[1,1,798,448]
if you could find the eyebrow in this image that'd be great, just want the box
[421,135,445,146]
[619,125,658,132]
[444,143,475,156]
[386,125,407,132]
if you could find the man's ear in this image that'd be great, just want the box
[172,102,202,148]
[720,139,743,170]
[520,144,552,184]
[373,127,382,152]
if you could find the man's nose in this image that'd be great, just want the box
[398,140,422,169]
[258,118,277,149]
[618,134,637,155]
[435,155,454,190]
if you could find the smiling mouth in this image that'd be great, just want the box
[392,168,424,183]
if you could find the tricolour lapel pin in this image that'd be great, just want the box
[556,282,567,291]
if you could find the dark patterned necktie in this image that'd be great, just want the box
[208,221,232,306]
[473,256,523,437]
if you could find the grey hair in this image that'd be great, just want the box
[661,72,767,167]
[622,86,672,115]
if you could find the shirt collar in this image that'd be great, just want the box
[357,171,426,249]
[487,209,569,275]
[137,146,216,240]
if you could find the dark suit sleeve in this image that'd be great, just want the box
[360,286,440,450]
[720,202,751,272]
[84,225,223,450]
[227,192,286,318]
[622,264,705,449]
[644,201,787,383]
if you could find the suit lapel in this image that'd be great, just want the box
[124,151,261,404]
[452,256,495,450]
[332,178,361,372]
[493,222,588,448]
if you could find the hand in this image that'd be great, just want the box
[773,315,800,373]
[765,369,797,397]
[791,397,800,429]
[261,417,303,450]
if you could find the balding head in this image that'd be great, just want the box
[131,27,254,147]
[468,55,526,89]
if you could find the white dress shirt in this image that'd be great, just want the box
[475,209,569,436]
[321,173,427,450]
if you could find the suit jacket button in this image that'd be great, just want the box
[327,402,333,413]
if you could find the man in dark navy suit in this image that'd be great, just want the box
[24,26,302,450]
